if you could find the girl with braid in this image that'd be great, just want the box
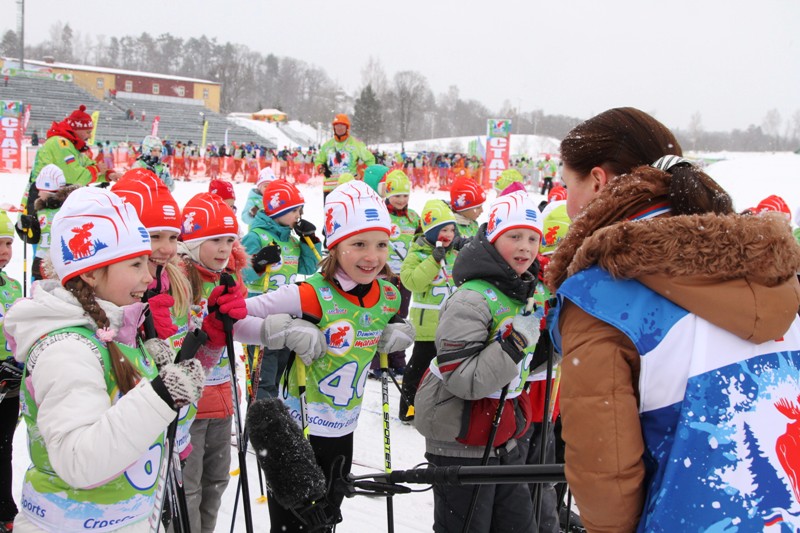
[4,187,207,533]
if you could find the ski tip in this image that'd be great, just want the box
[230,468,240,476]
[256,495,269,503]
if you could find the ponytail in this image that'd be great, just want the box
[668,165,733,216]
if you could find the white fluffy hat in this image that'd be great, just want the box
[323,181,391,247]
[35,164,67,193]
[50,187,151,285]
[485,191,543,243]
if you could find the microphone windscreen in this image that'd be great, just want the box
[247,398,327,508]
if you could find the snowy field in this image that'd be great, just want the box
[5,150,800,532]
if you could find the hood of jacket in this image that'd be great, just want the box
[546,167,800,343]
[249,210,293,242]
[5,280,144,363]
[46,120,87,152]
[452,224,536,303]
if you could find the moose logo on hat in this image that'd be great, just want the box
[454,193,468,209]
[267,193,285,212]
[183,212,201,235]
[61,222,108,263]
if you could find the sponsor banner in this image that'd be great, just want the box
[0,101,23,170]
[484,119,512,187]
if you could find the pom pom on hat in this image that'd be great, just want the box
[485,191,543,244]
[539,200,571,256]
[209,179,235,201]
[35,164,66,193]
[112,168,181,233]
[420,199,456,238]
[50,187,151,285]
[0,210,14,240]
[256,167,277,187]
[181,192,238,243]
[324,181,391,248]
[383,170,411,198]
[548,185,567,203]
[499,181,526,196]
[332,114,350,128]
[753,194,791,219]
[66,104,93,130]
[493,168,524,194]
[263,180,304,218]
[450,177,486,212]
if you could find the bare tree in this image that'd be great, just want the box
[390,70,430,146]
[688,112,703,151]
[360,56,388,99]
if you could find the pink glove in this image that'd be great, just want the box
[206,284,248,321]
[201,311,226,349]
[148,293,178,339]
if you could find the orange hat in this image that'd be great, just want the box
[754,195,791,219]
[548,185,568,202]
[181,192,238,243]
[332,114,350,128]
[112,168,181,233]
[263,180,304,218]
[450,177,487,212]
[67,105,93,130]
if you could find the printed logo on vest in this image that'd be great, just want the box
[324,320,353,355]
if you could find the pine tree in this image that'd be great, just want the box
[353,84,382,145]
[743,422,793,511]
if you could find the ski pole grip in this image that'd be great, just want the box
[218,273,236,334]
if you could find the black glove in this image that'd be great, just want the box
[294,219,317,237]
[15,214,41,244]
[248,205,259,218]
[0,359,23,399]
[252,243,281,274]
[432,245,446,263]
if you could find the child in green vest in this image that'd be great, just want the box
[5,187,207,532]
[30,164,78,281]
[0,210,23,533]
[369,169,419,377]
[241,179,322,399]
[399,199,458,421]
[450,176,487,238]
[242,180,414,531]
[242,167,277,226]
[414,190,544,532]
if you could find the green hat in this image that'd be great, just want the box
[494,168,524,193]
[384,170,411,197]
[363,165,390,196]
[337,172,355,185]
[0,211,14,240]
[539,200,571,256]
[420,199,455,235]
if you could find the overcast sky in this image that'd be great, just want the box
[12,0,800,133]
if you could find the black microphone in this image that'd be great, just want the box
[246,398,327,509]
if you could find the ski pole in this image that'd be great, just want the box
[218,273,254,533]
[534,334,556,528]
[462,384,510,533]
[380,352,395,533]
[297,359,310,440]
[436,241,453,295]
[303,235,322,262]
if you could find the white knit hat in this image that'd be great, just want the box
[485,191,543,243]
[35,164,66,193]
[257,167,277,187]
[50,187,151,285]
[324,181,391,248]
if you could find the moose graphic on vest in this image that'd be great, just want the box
[325,326,351,349]
[775,395,800,500]
[61,222,109,262]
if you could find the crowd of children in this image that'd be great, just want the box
[1,107,798,533]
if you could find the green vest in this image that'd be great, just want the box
[166,310,195,455]
[243,228,301,294]
[456,220,480,238]
[0,273,22,359]
[455,279,535,398]
[35,206,60,260]
[19,327,165,531]
[388,210,420,274]
[281,274,400,437]
[408,249,457,341]
[200,277,236,385]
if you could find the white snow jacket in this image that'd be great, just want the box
[4,280,176,532]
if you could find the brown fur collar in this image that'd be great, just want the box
[546,167,800,290]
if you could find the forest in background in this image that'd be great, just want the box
[2,24,798,152]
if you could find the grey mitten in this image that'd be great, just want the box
[376,320,415,354]
[432,246,446,263]
[144,338,176,369]
[500,312,542,364]
[159,359,205,408]
[262,314,327,365]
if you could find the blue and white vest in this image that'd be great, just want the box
[552,266,800,532]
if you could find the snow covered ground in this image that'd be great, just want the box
[4,150,800,532]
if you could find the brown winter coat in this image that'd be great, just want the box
[545,169,800,533]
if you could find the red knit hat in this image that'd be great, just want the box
[112,168,181,233]
[449,177,486,212]
[209,179,235,201]
[754,195,791,219]
[263,180,304,218]
[66,105,93,130]
[548,185,567,202]
[181,192,238,243]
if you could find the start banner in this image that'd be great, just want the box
[484,119,512,188]
[0,100,23,170]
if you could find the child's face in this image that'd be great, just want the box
[494,228,540,276]
[89,255,153,306]
[388,194,409,210]
[148,230,179,277]
[460,205,483,221]
[257,182,269,194]
[274,207,302,228]
[0,238,12,269]
[334,231,389,285]
[199,237,236,271]
[149,148,161,158]
[436,225,456,247]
